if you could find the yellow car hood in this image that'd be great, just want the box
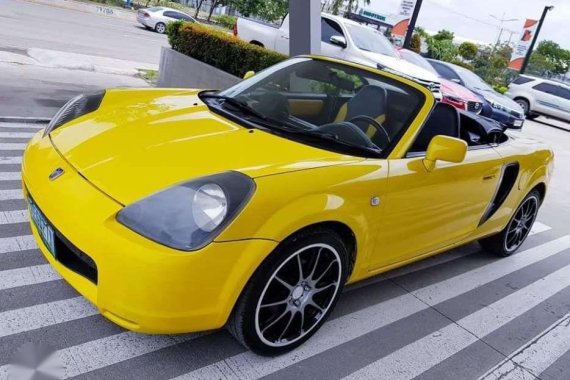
[50,89,360,205]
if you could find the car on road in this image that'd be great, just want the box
[428,59,525,129]
[399,49,483,114]
[137,6,196,34]
[24,56,553,356]
[235,13,443,99]
[506,75,570,123]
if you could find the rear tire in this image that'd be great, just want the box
[228,228,348,356]
[155,22,166,34]
[479,190,540,257]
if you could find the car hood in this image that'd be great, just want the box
[50,89,362,205]
[477,89,524,114]
[440,79,481,102]
[358,51,441,83]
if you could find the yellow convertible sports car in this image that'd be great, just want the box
[23,56,553,355]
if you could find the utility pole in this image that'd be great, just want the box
[403,0,423,49]
[520,5,554,74]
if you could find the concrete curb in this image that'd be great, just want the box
[0,117,51,124]
[23,0,135,21]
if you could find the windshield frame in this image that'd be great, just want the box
[207,57,431,159]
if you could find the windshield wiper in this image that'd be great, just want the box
[198,91,270,121]
[199,91,382,157]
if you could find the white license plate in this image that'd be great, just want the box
[28,199,56,257]
[514,119,524,127]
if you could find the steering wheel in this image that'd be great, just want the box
[348,115,391,145]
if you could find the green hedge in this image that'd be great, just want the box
[167,20,287,78]
[214,15,237,30]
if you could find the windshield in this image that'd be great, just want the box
[206,58,425,158]
[454,65,494,92]
[399,50,439,75]
[344,24,399,58]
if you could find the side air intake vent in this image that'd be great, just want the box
[480,162,520,225]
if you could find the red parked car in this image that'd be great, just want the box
[399,49,483,114]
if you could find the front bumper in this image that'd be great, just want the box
[22,132,277,333]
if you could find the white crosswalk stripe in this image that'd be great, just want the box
[171,235,570,380]
[0,210,28,225]
[0,172,21,181]
[0,122,45,129]
[0,264,60,291]
[344,264,570,380]
[0,332,204,380]
[479,313,570,380]
[0,297,97,339]
[0,132,35,139]
[0,235,36,254]
[529,221,552,236]
[0,189,24,200]
[0,157,22,164]
[0,143,27,150]
[412,235,570,306]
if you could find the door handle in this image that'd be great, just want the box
[280,35,289,40]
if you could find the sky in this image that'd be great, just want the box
[367,0,570,49]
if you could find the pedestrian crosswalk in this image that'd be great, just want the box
[0,123,568,380]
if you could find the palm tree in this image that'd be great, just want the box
[330,0,371,16]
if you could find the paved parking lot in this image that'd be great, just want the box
[0,118,569,379]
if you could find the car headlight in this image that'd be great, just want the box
[116,172,255,251]
[44,91,105,136]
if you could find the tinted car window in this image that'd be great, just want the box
[163,11,178,19]
[512,76,535,85]
[430,61,461,82]
[321,18,344,44]
[177,13,194,21]
[533,82,559,95]
[556,86,570,100]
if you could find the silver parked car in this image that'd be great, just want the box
[507,75,570,123]
[137,7,196,34]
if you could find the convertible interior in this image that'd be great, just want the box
[237,60,508,155]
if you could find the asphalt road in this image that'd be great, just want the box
[0,119,569,380]
[0,0,168,64]
[0,0,163,118]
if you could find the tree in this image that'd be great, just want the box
[427,38,457,61]
[231,0,263,17]
[472,43,512,86]
[255,0,288,23]
[409,33,421,53]
[194,0,206,18]
[531,40,570,75]
[458,42,478,61]
[432,29,454,41]
[330,0,370,16]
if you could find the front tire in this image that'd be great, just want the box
[154,22,166,34]
[479,190,540,256]
[228,228,349,355]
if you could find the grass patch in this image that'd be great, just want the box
[138,69,158,85]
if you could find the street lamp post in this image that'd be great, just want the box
[520,5,554,75]
[403,0,423,49]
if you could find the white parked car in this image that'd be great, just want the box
[137,7,196,34]
[235,13,442,99]
[507,75,570,123]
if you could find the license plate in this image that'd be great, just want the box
[28,199,56,258]
[514,119,524,127]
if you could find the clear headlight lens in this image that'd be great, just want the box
[192,184,228,232]
[44,91,105,136]
[117,172,255,251]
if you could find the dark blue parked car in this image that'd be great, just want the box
[428,59,525,129]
